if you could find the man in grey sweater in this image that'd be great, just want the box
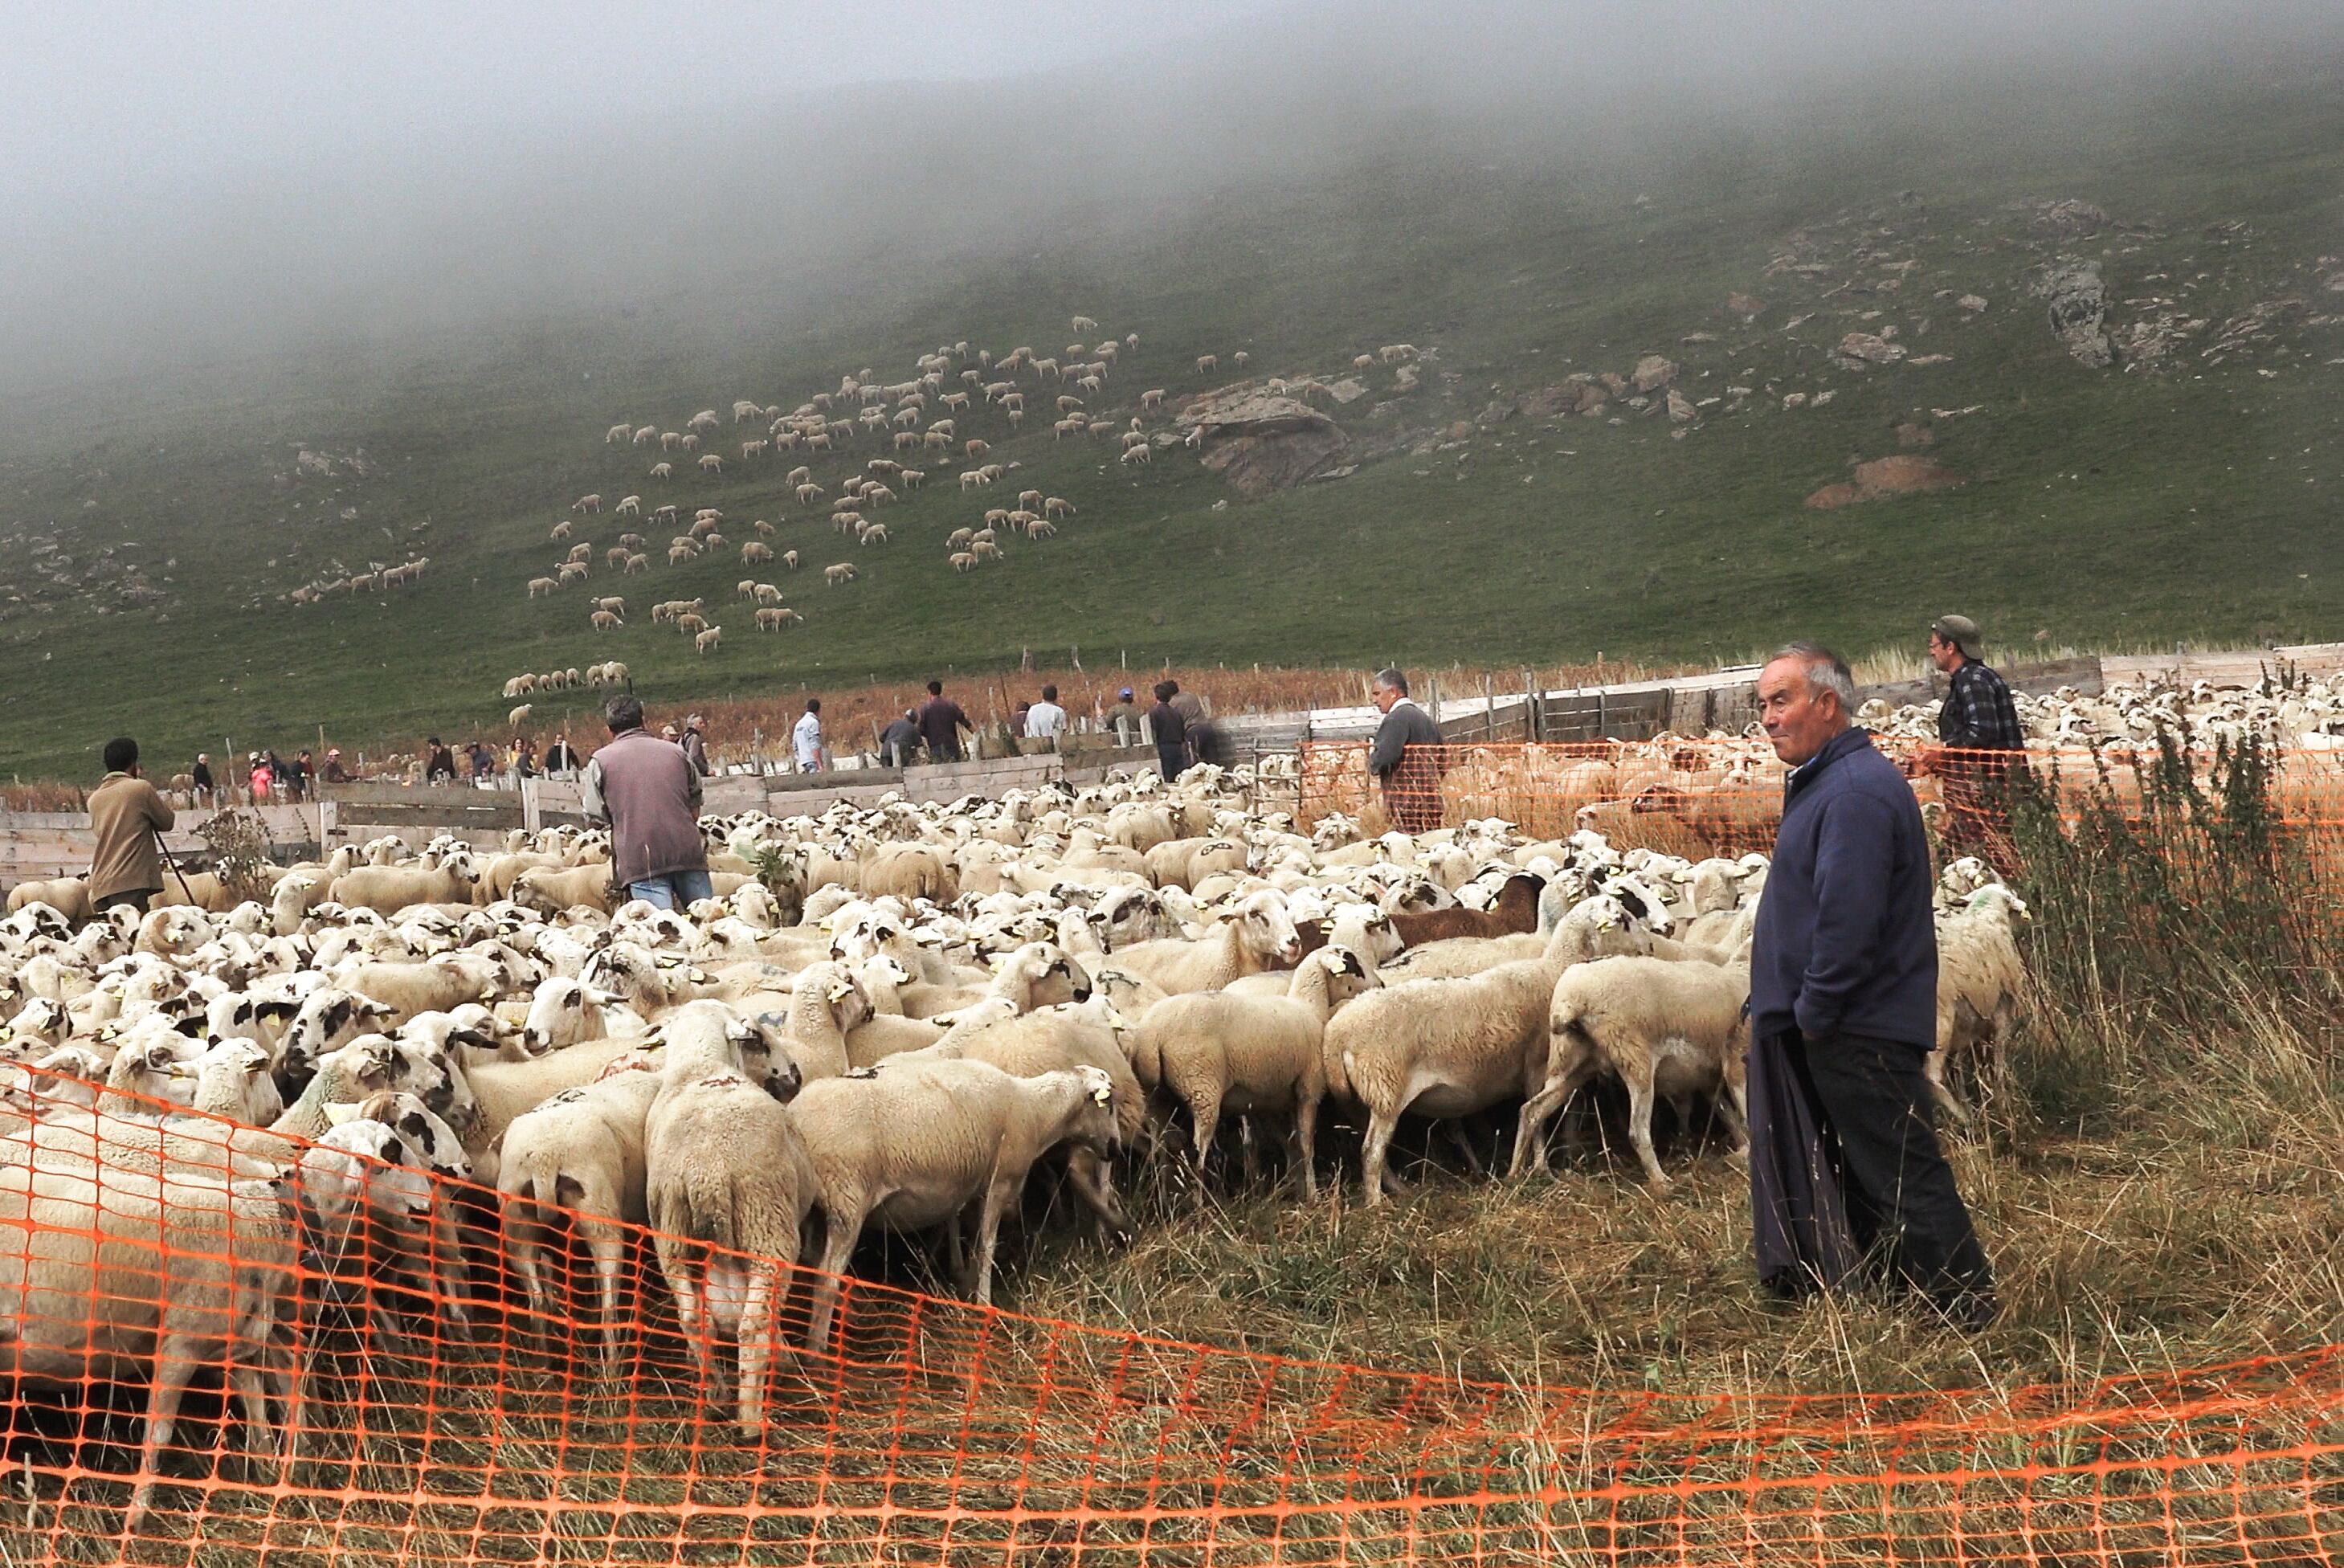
[580,695,709,910]
[1367,668,1443,833]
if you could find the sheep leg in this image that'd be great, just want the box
[429,1204,472,1329]
[1624,1070,1673,1194]
[1923,1047,1972,1128]
[1292,1092,1321,1202]
[655,1239,712,1383]
[1714,1076,1753,1158]
[1511,1040,1597,1177]
[735,1260,780,1437]
[1359,1112,1401,1208]
[1186,1088,1224,1189]
[582,1217,631,1374]
[127,1342,205,1533]
[968,1178,1017,1307]
[1441,1118,1488,1178]
[804,1207,865,1355]
[230,1361,276,1462]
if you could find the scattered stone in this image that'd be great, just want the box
[1631,354,1677,393]
[1326,378,1370,404]
[1781,392,1809,410]
[1908,354,1954,366]
[1804,455,1966,508]
[1311,465,1358,482]
[1895,421,1934,448]
[1666,388,1696,423]
[1834,332,1908,368]
[1958,294,1989,313]
[1810,390,1836,406]
[1680,331,1718,345]
[1476,399,1517,429]
[2023,198,2107,238]
[1726,292,1764,319]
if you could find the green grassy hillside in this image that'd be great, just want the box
[2,56,2339,780]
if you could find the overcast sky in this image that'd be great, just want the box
[2,0,2334,393]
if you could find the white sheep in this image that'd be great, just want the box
[642,1002,815,1432]
[1320,956,1560,1204]
[1109,889,1301,994]
[1929,884,2031,1122]
[1511,956,1752,1190]
[792,1058,1120,1351]
[497,1049,661,1364]
[1130,945,1378,1197]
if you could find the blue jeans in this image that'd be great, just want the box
[625,868,715,910]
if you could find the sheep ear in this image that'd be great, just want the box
[325,1101,362,1127]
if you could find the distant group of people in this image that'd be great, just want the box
[186,745,350,806]
[870,677,1224,777]
[420,726,623,787]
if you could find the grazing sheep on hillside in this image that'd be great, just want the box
[695,627,723,655]
[825,562,857,586]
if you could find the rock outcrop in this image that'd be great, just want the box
[1175,389,1350,499]
[2036,259,2114,368]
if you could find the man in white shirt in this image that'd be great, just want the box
[792,698,824,772]
[1023,684,1068,744]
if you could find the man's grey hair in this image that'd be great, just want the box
[1769,641,1857,713]
[603,694,645,733]
[1372,668,1409,696]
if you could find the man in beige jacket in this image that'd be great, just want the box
[88,737,176,915]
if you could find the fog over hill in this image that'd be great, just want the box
[6,0,2337,395]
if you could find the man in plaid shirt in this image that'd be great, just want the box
[1929,615,2027,866]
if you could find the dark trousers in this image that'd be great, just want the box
[94,889,153,916]
[1157,745,1186,782]
[1801,1032,1997,1322]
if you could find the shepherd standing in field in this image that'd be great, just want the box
[1927,614,2028,870]
[1746,641,1998,1331]
[88,737,174,917]
[793,699,825,773]
[581,694,709,912]
[1367,668,1442,833]
[918,680,971,764]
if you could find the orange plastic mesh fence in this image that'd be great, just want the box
[1295,738,2344,872]
[3,1079,2343,1566]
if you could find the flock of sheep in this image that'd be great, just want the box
[0,753,2034,1517]
[512,316,1216,673]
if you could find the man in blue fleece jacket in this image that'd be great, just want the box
[1746,641,1997,1329]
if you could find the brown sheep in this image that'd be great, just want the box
[1386,872,1546,948]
